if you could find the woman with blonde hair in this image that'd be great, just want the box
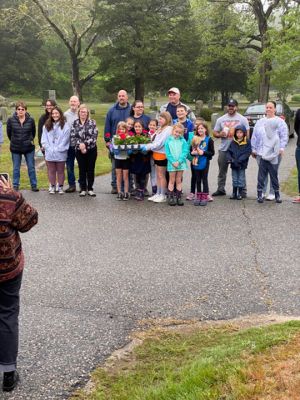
[141,111,172,203]
[70,104,98,197]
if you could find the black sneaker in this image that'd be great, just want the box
[3,370,19,392]
[65,186,76,193]
[123,193,130,201]
[31,187,39,192]
[212,190,226,196]
[116,192,123,200]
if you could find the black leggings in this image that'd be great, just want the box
[76,147,97,191]
[195,165,209,193]
[190,162,196,193]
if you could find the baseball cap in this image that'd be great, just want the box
[168,87,180,95]
[228,99,238,106]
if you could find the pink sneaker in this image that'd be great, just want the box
[207,194,213,202]
[292,196,300,204]
[186,192,195,201]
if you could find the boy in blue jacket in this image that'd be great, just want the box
[227,125,252,200]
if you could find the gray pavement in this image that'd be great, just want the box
[1,137,299,399]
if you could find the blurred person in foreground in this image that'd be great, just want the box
[0,176,38,391]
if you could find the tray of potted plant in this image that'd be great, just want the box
[113,134,151,150]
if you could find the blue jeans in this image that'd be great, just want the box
[231,168,246,188]
[66,147,76,187]
[257,159,279,193]
[256,155,281,195]
[111,156,117,188]
[296,146,300,193]
[11,150,37,188]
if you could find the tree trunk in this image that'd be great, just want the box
[258,58,271,102]
[221,90,229,109]
[71,56,83,101]
[134,65,144,101]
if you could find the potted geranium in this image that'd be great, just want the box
[113,132,127,149]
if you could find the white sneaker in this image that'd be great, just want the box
[48,184,53,192]
[88,190,96,197]
[148,193,159,201]
[56,183,59,192]
[49,185,55,194]
[58,186,64,194]
[79,191,86,197]
[266,193,275,201]
[153,194,166,203]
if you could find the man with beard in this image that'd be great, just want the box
[212,99,249,197]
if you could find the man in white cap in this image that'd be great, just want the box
[158,87,196,122]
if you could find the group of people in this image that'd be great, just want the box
[3,96,98,197]
[1,88,300,205]
[104,88,299,205]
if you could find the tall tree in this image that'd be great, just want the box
[3,0,101,100]
[0,0,47,96]
[95,0,198,101]
[30,0,100,100]
[268,3,300,99]
[192,0,253,107]
[208,0,299,101]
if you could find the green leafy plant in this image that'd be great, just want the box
[126,135,151,145]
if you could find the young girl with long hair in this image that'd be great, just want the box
[38,99,57,152]
[191,122,215,206]
[129,120,151,201]
[112,121,131,200]
[41,107,70,194]
[165,123,188,206]
[142,112,172,203]
[148,119,158,195]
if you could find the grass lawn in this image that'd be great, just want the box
[282,167,299,197]
[0,98,112,189]
[72,320,300,400]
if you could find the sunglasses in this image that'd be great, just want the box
[17,108,25,111]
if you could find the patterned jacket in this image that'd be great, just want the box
[0,188,38,282]
[70,119,98,151]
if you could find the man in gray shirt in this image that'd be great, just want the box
[213,99,249,196]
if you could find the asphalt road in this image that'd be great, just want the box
[2,137,299,399]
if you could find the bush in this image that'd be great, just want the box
[291,94,300,102]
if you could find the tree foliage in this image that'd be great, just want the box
[95,0,199,100]
[191,0,254,107]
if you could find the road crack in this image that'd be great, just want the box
[241,201,274,311]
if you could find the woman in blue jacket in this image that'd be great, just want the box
[41,107,70,194]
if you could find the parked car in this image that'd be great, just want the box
[244,101,295,138]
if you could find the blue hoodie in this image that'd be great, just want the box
[41,122,70,162]
[104,102,131,142]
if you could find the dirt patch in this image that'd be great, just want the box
[242,332,300,399]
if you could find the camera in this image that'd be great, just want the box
[0,173,9,181]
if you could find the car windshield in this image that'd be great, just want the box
[246,104,283,114]
[246,105,266,113]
